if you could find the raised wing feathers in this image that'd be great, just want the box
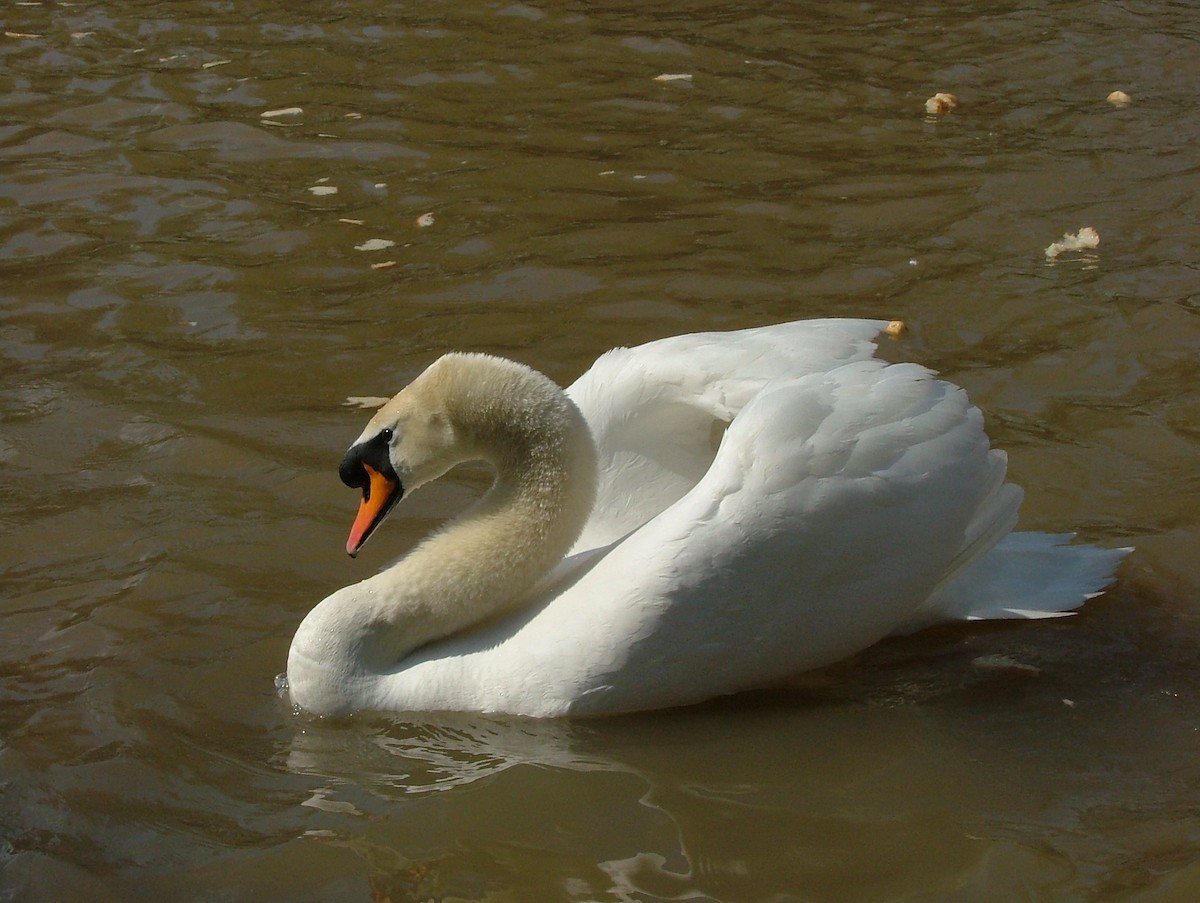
[562,358,1007,713]
[565,318,891,551]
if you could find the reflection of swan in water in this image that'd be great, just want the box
[286,319,1128,717]
[282,711,606,798]
[279,700,1005,898]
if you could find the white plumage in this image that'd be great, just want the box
[286,319,1128,717]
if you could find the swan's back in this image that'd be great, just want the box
[565,318,891,551]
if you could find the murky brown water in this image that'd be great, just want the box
[3,1,1199,899]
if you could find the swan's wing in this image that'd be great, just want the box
[550,359,1013,714]
[565,318,893,551]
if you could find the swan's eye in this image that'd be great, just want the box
[340,428,397,491]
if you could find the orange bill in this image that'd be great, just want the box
[346,463,401,556]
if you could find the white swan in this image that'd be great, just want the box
[286,319,1128,717]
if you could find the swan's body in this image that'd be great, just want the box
[287,319,1128,717]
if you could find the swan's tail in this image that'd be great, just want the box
[899,532,1132,634]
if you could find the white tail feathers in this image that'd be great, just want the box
[900,532,1131,633]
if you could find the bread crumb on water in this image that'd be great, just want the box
[1045,226,1100,259]
[925,92,958,114]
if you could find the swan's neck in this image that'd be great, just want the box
[359,436,593,667]
[288,360,597,715]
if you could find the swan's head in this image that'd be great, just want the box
[338,361,465,557]
[336,352,594,558]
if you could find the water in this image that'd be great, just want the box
[2,1,1199,900]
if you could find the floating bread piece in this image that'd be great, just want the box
[884,319,907,338]
[355,238,396,251]
[344,396,391,409]
[1045,226,1100,259]
[925,92,958,114]
[1106,90,1131,107]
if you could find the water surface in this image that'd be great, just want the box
[3,1,1199,900]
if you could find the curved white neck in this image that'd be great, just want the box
[288,361,597,715]
[359,436,593,667]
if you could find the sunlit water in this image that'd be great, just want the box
[2,1,1199,900]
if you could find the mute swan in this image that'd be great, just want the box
[286,319,1128,717]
